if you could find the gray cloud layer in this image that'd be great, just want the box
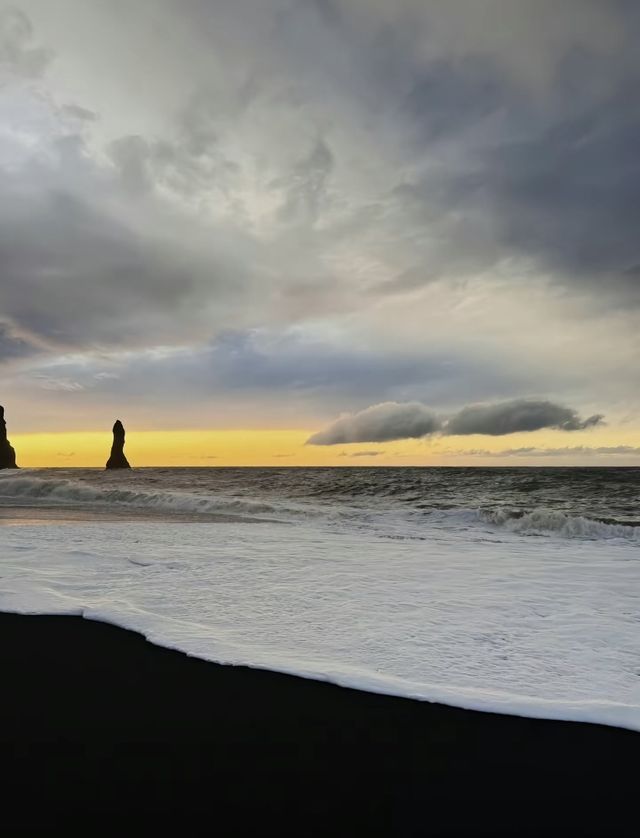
[308,402,441,444]
[0,321,39,362]
[1,2,639,430]
[0,6,51,78]
[444,400,603,436]
[308,399,604,444]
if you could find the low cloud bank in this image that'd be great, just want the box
[307,402,440,445]
[444,400,603,436]
[307,399,603,445]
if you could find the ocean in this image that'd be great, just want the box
[1,466,638,731]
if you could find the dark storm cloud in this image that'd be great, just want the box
[478,84,640,300]
[444,400,603,436]
[2,0,639,431]
[379,80,640,304]
[0,132,261,350]
[7,2,640,328]
[199,331,549,410]
[19,329,527,412]
[206,331,429,396]
[308,399,603,444]
[0,183,195,346]
[333,2,637,305]
[337,2,640,306]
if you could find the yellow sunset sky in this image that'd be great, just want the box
[10,426,639,468]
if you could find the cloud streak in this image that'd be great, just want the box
[307,399,603,444]
[307,402,440,445]
[453,446,640,458]
[339,450,386,458]
[444,400,603,436]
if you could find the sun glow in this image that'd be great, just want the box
[8,427,640,468]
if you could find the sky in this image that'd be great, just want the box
[0,0,639,466]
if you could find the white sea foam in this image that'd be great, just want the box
[1,516,639,732]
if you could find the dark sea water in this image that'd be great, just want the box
[1,466,638,537]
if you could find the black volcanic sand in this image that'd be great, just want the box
[1,613,636,835]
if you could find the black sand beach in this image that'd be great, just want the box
[1,612,636,835]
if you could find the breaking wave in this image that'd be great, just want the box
[478,507,640,541]
[1,470,638,541]
[0,473,294,519]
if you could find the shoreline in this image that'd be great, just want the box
[0,504,271,525]
[1,612,637,834]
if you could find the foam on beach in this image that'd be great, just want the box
[2,513,639,733]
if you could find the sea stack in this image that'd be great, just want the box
[0,405,18,469]
[105,420,131,469]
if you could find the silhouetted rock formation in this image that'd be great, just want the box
[0,406,18,469]
[105,420,131,469]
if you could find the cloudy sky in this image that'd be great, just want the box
[1,0,639,465]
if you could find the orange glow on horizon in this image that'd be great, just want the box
[7,427,640,468]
